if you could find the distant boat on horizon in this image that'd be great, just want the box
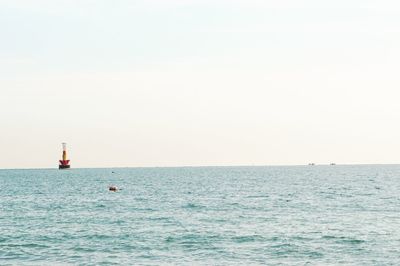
[308,163,315,166]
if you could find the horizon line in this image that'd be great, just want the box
[1,163,400,171]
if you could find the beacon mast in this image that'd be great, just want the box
[59,142,71,169]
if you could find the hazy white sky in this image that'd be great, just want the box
[1,0,400,168]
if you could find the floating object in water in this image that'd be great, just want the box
[59,142,71,169]
[330,163,336,165]
[308,163,315,166]
[109,186,118,192]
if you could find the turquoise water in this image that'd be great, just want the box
[1,165,400,265]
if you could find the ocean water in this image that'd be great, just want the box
[1,165,400,265]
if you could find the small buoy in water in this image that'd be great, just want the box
[109,186,118,192]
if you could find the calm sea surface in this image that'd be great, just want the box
[1,165,400,265]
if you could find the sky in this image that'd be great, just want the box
[1,0,400,168]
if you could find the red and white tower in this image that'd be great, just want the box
[59,142,71,169]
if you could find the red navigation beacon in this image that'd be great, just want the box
[59,142,71,169]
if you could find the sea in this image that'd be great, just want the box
[1,165,399,265]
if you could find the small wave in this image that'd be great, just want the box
[321,235,336,240]
[72,246,97,252]
[339,239,365,244]
[4,243,50,248]
[199,218,227,223]
[182,203,204,209]
[165,234,220,245]
[291,236,313,241]
[271,243,295,249]
[304,251,324,258]
[165,236,174,243]
[134,197,147,202]
[84,234,114,240]
[232,235,265,243]
[246,195,269,199]
[322,235,365,244]
[148,217,171,222]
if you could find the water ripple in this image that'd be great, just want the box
[1,165,400,264]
